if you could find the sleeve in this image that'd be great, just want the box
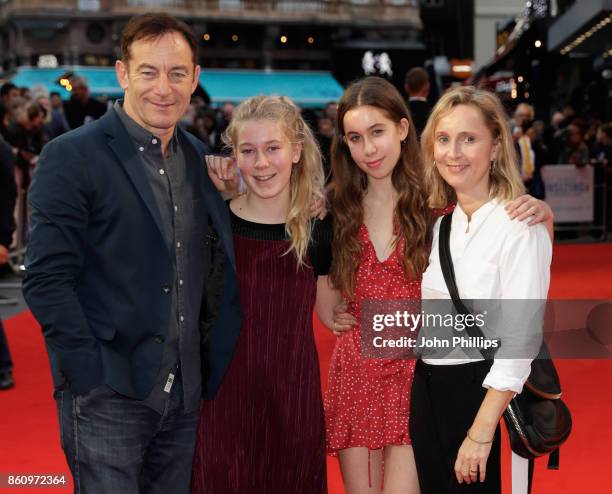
[308,214,333,277]
[22,137,103,395]
[482,223,552,393]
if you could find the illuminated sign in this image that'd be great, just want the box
[362,51,393,77]
[37,55,58,68]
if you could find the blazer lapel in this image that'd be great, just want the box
[179,128,237,272]
[101,109,168,249]
[204,185,237,272]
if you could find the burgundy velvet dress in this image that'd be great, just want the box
[191,209,331,494]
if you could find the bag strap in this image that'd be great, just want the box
[440,214,565,473]
[547,449,560,470]
[438,213,496,360]
[438,214,467,314]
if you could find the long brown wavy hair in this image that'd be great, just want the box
[329,77,433,297]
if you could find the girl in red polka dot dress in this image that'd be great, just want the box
[322,77,435,493]
[321,78,554,493]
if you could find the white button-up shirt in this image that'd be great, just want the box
[421,198,552,393]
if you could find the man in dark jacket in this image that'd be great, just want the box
[63,76,107,129]
[404,66,431,138]
[0,134,16,390]
[23,13,240,492]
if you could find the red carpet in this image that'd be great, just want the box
[2,243,611,493]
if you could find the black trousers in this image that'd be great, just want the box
[410,360,502,494]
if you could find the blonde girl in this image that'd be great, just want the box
[191,95,333,494]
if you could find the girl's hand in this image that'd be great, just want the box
[309,195,327,220]
[505,194,552,226]
[505,194,554,240]
[331,300,357,336]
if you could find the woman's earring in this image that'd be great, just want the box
[490,160,496,175]
[433,160,437,166]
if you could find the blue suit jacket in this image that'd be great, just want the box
[23,107,241,400]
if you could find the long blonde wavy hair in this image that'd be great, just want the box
[222,95,325,266]
[329,77,433,297]
[421,86,525,208]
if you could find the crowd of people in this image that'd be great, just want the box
[510,101,611,198]
[0,10,604,494]
[0,67,608,208]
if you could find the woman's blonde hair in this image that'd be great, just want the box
[222,95,325,266]
[421,85,525,208]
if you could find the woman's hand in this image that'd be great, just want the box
[205,155,240,199]
[454,430,493,484]
[331,300,357,336]
[505,194,554,240]
[454,388,514,485]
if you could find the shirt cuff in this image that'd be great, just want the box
[482,361,531,393]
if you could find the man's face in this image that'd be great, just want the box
[514,104,531,126]
[551,112,564,128]
[50,94,63,110]
[1,87,18,105]
[7,87,19,103]
[72,83,89,103]
[116,32,200,137]
[222,103,234,121]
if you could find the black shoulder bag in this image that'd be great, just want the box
[438,213,572,473]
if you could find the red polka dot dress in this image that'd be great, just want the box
[324,223,421,454]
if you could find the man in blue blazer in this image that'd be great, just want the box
[22,13,241,493]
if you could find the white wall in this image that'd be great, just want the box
[474,0,525,71]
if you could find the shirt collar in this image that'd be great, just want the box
[114,99,179,153]
[453,198,500,229]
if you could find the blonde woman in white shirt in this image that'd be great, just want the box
[410,86,552,494]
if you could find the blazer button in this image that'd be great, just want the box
[161,285,171,294]
[154,335,165,344]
